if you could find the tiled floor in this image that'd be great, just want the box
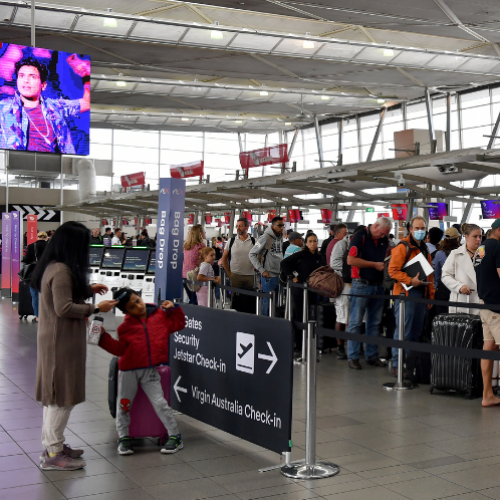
[1,298,500,499]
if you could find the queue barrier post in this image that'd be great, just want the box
[300,284,309,363]
[282,321,340,479]
[270,291,276,317]
[383,293,413,391]
[207,280,214,308]
[285,279,292,320]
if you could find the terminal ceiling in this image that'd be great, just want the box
[3,0,500,132]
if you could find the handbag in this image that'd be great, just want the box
[307,266,344,299]
[186,267,201,292]
[18,262,37,282]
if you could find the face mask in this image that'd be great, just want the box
[413,230,426,241]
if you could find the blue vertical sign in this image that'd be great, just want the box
[155,178,186,302]
[1,213,12,296]
[11,211,21,301]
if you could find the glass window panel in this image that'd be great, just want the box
[461,105,492,128]
[462,125,491,148]
[90,143,112,160]
[91,128,113,144]
[113,146,159,163]
[461,89,490,108]
[114,130,159,148]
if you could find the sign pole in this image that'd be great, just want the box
[282,322,340,479]
[1,213,12,297]
[300,285,308,363]
[11,211,21,302]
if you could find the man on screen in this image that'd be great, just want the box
[0,54,90,154]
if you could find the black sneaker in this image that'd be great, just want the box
[161,434,184,454]
[348,359,362,370]
[117,437,134,455]
[366,358,387,367]
[336,345,347,360]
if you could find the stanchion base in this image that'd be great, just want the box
[281,461,340,480]
[383,381,414,391]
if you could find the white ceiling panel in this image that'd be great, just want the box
[131,21,187,41]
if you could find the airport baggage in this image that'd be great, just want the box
[231,292,256,314]
[406,349,431,385]
[430,311,483,399]
[108,357,171,443]
[18,279,35,319]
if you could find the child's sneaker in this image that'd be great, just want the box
[117,437,134,455]
[161,434,183,454]
[39,450,86,471]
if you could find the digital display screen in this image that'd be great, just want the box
[481,200,500,219]
[101,248,125,269]
[147,254,156,274]
[0,43,90,155]
[89,246,104,266]
[123,249,148,272]
[428,203,448,221]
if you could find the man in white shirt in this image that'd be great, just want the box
[112,228,122,246]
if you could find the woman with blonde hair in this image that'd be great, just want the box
[182,224,206,304]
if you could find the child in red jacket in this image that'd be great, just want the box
[98,287,186,456]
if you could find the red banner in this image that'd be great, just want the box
[267,210,276,223]
[205,214,213,225]
[121,172,146,189]
[378,213,390,218]
[216,219,222,227]
[170,161,204,179]
[239,144,289,170]
[391,204,407,221]
[187,214,195,225]
[320,209,332,224]
[224,212,231,224]
[27,215,37,246]
[241,211,252,222]
[288,209,302,224]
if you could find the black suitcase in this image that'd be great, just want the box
[316,303,338,351]
[431,313,483,399]
[231,292,256,314]
[108,357,119,418]
[18,280,35,319]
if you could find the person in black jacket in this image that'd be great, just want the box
[281,233,326,353]
[23,232,48,322]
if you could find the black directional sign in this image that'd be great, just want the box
[0,205,60,222]
[170,304,294,455]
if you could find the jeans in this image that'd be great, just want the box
[261,276,279,316]
[392,288,426,368]
[30,286,39,317]
[347,281,385,361]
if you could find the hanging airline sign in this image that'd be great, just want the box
[121,172,146,189]
[378,213,390,218]
[0,205,60,222]
[239,144,289,170]
[205,214,213,225]
[320,209,332,224]
[288,209,303,224]
[267,210,276,223]
[241,211,252,222]
[224,212,231,225]
[27,215,37,246]
[391,204,408,221]
[216,219,222,227]
[170,161,204,179]
[187,214,195,225]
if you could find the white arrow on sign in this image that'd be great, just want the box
[12,205,25,216]
[35,206,46,220]
[173,375,187,402]
[45,210,56,220]
[26,206,37,216]
[258,342,278,374]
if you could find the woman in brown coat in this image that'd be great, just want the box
[32,222,117,471]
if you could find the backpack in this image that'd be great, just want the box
[406,350,431,385]
[186,267,201,292]
[228,235,255,263]
[383,241,411,291]
[342,240,352,284]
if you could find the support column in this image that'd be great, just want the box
[425,88,437,154]
[228,209,235,238]
[402,102,408,130]
[405,197,415,236]
[337,119,343,166]
[446,93,451,152]
[31,0,36,47]
[314,116,324,168]
[5,152,9,212]
[285,129,299,174]
[366,108,386,162]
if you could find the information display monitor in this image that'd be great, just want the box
[429,203,448,221]
[101,247,125,269]
[0,43,91,155]
[89,245,104,266]
[147,252,156,275]
[481,200,500,219]
[123,247,149,272]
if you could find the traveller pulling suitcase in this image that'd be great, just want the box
[430,294,483,399]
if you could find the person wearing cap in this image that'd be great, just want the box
[474,218,500,407]
[23,231,49,322]
[284,232,303,259]
[326,224,348,264]
[433,227,461,289]
[282,229,294,256]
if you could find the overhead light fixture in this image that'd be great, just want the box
[377,98,386,104]
[260,85,268,96]
[181,117,190,122]
[115,81,127,87]
[285,122,292,126]
[321,95,330,100]
[383,48,395,57]
[235,120,243,124]
[303,32,314,49]
[211,21,223,40]
[103,8,117,28]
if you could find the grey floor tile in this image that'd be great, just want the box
[315,440,369,459]
[190,455,261,477]
[125,462,204,487]
[0,441,24,456]
[0,467,49,489]
[370,470,433,485]
[211,470,293,494]
[0,453,39,472]
[236,483,309,500]
[41,458,121,482]
[73,489,156,500]
[0,482,65,500]
[309,478,376,497]
[381,444,452,463]
[440,465,500,491]
[53,472,138,498]
[410,455,466,470]
[145,477,230,500]
[330,451,402,473]
[321,485,410,499]
[384,476,471,500]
